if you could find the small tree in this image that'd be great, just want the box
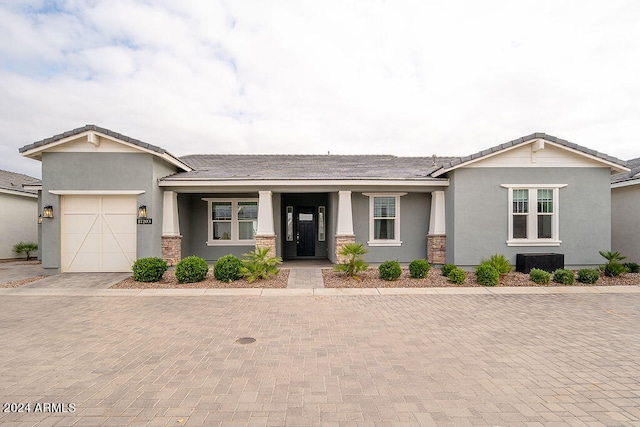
[13,242,38,261]
[334,243,369,278]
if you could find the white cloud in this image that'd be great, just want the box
[1,0,640,178]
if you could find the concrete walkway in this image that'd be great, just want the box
[287,268,324,289]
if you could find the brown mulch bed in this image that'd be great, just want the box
[110,269,289,289]
[0,276,49,288]
[323,268,640,288]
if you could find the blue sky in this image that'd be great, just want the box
[1,0,640,178]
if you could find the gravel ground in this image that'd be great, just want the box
[110,269,289,289]
[0,276,49,288]
[323,267,640,288]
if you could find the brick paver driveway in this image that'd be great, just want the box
[1,293,639,426]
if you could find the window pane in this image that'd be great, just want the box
[374,219,395,240]
[538,215,552,238]
[239,221,257,240]
[513,215,527,238]
[212,202,232,220]
[374,197,396,218]
[213,222,231,240]
[512,189,528,213]
[537,189,553,213]
[238,202,257,219]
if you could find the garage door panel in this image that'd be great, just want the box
[61,195,137,272]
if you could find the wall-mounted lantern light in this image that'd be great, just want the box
[38,215,43,224]
[138,205,147,218]
[43,205,54,218]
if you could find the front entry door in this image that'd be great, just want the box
[296,207,315,256]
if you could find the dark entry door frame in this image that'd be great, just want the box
[296,206,315,256]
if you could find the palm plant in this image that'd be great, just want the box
[241,247,282,283]
[334,243,368,278]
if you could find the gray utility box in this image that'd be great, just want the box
[516,253,564,274]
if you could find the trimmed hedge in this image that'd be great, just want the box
[214,254,243,282]
[529,268,550,284]
[132,257,168,282]
[624,262,640,273]
[409,259,430,279]
[441,263,457,276]
[379,260,402,281]
[447,268,466,285]
[577,268,599,284]
[553,268,575,285]
[476,262,499,286]
[176,256,209,284]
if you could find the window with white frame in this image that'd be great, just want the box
[502,185,566,246]
[364,193,406,246]
[204,198,258,245]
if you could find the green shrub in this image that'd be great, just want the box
[475,262,499,286]
[213,254,243,282]
[409,259,430,279]
[529,268,551,284]
[577,268,599,284]
[379,260,402,281]
[175,256,209,283]
[441,263,456,276]
[132,257,168,282]
[553,268,575,285]
[334,243,369,278]
[624,262,639,273]
[241,247,282,283]
[447,268,466,285]
[599,250,628,277]
[484,253,512,276]
[13,242,38,260]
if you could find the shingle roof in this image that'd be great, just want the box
[163,154,458,181]
[612,157,640,184]
[18,124,168,154]
[433,133,628,176]
[0,169,40,196]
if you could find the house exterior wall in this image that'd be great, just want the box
[0,193,38,259]
[39,152,171,274]
[352,192,431,263]
[611,184,640,262]
[447,167,612,269]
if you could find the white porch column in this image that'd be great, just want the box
[427,191,446,264]
[162,191,180,236]
[256,190,276,257]
[161,191,181,266]
[336,190,354,236]
[256,190,275,235]
[428,191,446,235]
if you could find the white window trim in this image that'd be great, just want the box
[500,184,567,247]
[363,193,406,247]
[202,198,258,246]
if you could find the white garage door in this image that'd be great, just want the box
[61,195,136,272]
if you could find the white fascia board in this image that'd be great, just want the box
[544,141,629,173]
[0,188,38,198]
[49,190,145,195]
[21,130,192,172]
[159,179,449,188]
[432,143,529,177]
[23,185,42,191]
[500,184,568,189]
[611,179,640,189]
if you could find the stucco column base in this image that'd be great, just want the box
[427,234,446,265]
[162,235,182,266]
[335,234,356,264]
[255,235,277,259]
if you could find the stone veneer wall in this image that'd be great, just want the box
[255,235,276,258]
[162,236,182,266]
[335,235,356,264]
[427,234,446,265]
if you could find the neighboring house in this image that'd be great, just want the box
[0,169,40,260]
[19,125,629,274]
[611,157,640,261]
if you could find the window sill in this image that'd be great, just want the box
[367,241,402,247]
[506,239,561,247]
[206,240,256,246]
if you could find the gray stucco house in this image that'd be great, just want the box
[0,169,40,259]
[612,158,640,260]
[19,125,630,274]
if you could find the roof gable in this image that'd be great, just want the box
[432,133,628,177]
[19,125,192,172]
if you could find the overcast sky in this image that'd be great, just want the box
[1,0,639,178]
